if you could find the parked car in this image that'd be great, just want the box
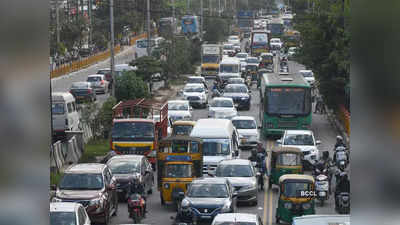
[50,202,91,225]
[231,116,259,150]
[69,82,96,103]
[168,100,193,122]
[222,84,251,110]
[208,97,238,120]
[277,130,321,170]
[106,155,154,201]
[96,68,112,89]
[182,83,208,108]
[52,163,118,225]
[86,74,109,94]
[212,213,263,225]
[215,159,258,205]
[181,177,237,222]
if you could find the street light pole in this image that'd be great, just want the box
[200,0,203,39]
[110,0,115,97]
[55,0,60,43]
[146,0,151,56]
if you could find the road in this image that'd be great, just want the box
[108,54,339,225]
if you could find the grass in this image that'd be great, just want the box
[79,138,110,163]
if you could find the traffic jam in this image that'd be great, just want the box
[50,6,350,225]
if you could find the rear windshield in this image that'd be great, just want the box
[71,83,89,89]
[52,103,65,115]
[50,212,76,225]
[87,76,101,82]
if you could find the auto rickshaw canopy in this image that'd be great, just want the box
[279,174,314,184]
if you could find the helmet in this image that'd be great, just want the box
[181,199,190,212]
[336,135,343,142]
[322,151,329,159]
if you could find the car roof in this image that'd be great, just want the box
[87,74,103,77]
[285,130,313,135]
[219,159,252,166]
[213,213,258,223]
[292,215,350,225]
[232,116,256,121]
[168,100,189,104]
[225,83,247,88]
[113,118,154,123]
[228,77,244,80]
[72,81,90,85]
[279,174,314,183]
[211,97,234,102]
[188,76,204,80]
[299,70,312,73]
[172,120,196,126]
[192,177,228,184]
[184,83,204,87]
[191,119,234,138]
[247,57,258,60]
[65,163,106,174]
[50,202,81,212]
[52,92,75,102]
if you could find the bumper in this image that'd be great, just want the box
[74,95,92,103]
[93,86,106,93]
[191,207,223,221]
[232,99,250,109]
[239,138,258,149]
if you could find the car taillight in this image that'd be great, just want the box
[88,89,92,94]
[101,80,104,85]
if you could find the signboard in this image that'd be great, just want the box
[203,46,219,55]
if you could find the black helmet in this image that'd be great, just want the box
[322,151,329,159]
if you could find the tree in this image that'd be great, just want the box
[115,71,150,102]
[129,56,163,82]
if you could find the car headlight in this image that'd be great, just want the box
[241,97,248,100]
[302,202,311,210]
[51,197,62,202]
[284,202,292,209]
[221,203,232,213]
[164,183,170,189]
[241,183,257,191]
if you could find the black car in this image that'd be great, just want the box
[106,155,154,201]
[69,82,96,103]
[222,84,251,110]
[180,177,237,222]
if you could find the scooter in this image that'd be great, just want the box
[246,76,252,88]
[315,174,330,206]
[127,193,146,223]
[336,192,350,214]
[334,147,349,170]
[171,196,197,225]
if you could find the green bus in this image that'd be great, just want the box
[259,73,312,136]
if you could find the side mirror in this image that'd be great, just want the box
[257,125,262,129]
[316,140,321,145]
[276,139,282,145]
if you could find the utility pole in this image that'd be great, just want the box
[146,0,151,56]
[88,0,92,46]
[200,0,203,39]
[218,0,221,17]
[172,0,176,33]
[110,0,115,97]
[55,0,60,43]
[209,0,212,16]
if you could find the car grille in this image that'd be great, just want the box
[194,206,219,214]
[187,96,200,101]
[234,186,243,191]
[115,146,150,155]
[278,120,298,128]
[62,199,90,207]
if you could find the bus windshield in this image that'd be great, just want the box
[277,153,301,166]
[267,88,310,115]
[220,65,239,73]
[283,182,312,197]
[203,55,219,63]
[111,122,154,141]
[164,164,192,178]
[252,33,268,44]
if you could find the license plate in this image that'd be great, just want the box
[201,215,212,219]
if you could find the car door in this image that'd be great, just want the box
[104,168,116,212]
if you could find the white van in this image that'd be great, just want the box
[218,57,241,82]
[52,92,80,138]
[190,119,240,175]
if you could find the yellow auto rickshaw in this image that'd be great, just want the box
[171,121,196,136]
[276,174,315,224]
[245,64,259,81]
[269,147,303,189]
[157,136,203,207]
[259,53,274,68]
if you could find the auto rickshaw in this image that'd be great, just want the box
[245,64,259,81]
[157,136,203,208]
[171,121,196,136]
[259,53,274,68]
[269,147,303,189]
[276,174,316,224]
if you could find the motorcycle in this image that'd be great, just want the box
[127,193,146,223]
[336,192,350,214]
[315,174,330,206]
[334,147,349,170]
[312,161,332,195]
[246,76,252,88]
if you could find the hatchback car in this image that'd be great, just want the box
[216,159,258,205]
[208,97,238,120]
[69,82,96,103]
[277,130,321,169]
[182,83,208,108]
[212,213,263,225]
[106,155,154,201]
[168,100,193,122]
[181,177,237,222]
[86,74,109,94]
[231,116,259,149]
[222,84,251,110]
[50,202,90,225]
[52,163,118,225]
[299,70,315,86]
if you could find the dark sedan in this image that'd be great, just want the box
[222,84,251,110]
[69,82,96,103]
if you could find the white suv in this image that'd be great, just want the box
[50,202,91,225]
[232,116,259,149]
[277,130,321,169]
[182,83,208,108]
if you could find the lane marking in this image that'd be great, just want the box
[268,188,273,225]
[263,139,273,225]
[263,181,269,225]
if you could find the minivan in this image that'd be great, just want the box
[52,92,80,139]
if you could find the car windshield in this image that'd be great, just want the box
[173,125,194,135]
[87,76,101,82]
[271,39,280,43]
[164,164,192,178]
[220,65,239,73]
[210,100,233,108]
[52,103,65,115]
[188,78,203,84]
[71,82,89,89]
[277,153,302,166]
[203,139,230,156]
[228,79,244,84]
[224,85,248,93]
[188,183,228,198]
[50,212,76,225]
[108,160,140,174]
[232,120,256,129]
[97,69,110,74]
[184,86,204,92]
[224,45,233,50]
[169,102,189,111]
[216,164,254,177]
[246,58,259,64]
[283,182,312,197]
[301,72,313,77]
[203,55,219,63]
[236,54,247,59]
[112,122,154,140]
[283,134,314,145]
[59,173,103,190]
[267,88,310,115]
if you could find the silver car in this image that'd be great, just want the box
[215,159,258,205]
[87,74,109,94]
[212,213,263,225]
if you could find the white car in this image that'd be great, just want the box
[212,213,263,225]
[270,38,283,49]
[235,53,248,71]
[231,116,260,149]
[208,97,238,120]
[228,35,241,45]
[277,130,321,169]
[299,70,315,86]
[50,202,91,225]
[288,47,297,58]
[182,83,208,108]
[223,43,236,56]
[168,100,192,122]
[246,57,260,66]
[87,74,109,94]
[187,76,207,89]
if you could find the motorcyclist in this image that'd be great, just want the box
[335,172,350,209]
[256,142,267,190]
[334,135,347,149]
[333,146,349,170]
[127,182,147,218]
[174,199,195,224]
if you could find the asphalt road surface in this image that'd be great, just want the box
[108,54,339,225]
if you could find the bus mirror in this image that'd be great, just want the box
[258,125,262,129]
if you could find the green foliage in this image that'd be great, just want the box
[204,17,230,43]
[130,56,163,82]
[60,15,87,51]
[115,71,150,102]
[50,171,63,186]
[79,139,110,163]
[97,96,118,136]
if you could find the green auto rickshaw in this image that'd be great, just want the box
[276,174,316,224]
[269,147,303,189]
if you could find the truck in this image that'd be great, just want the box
[237,11,254,33]
[201,44,222,78]
[110,98,168,169]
